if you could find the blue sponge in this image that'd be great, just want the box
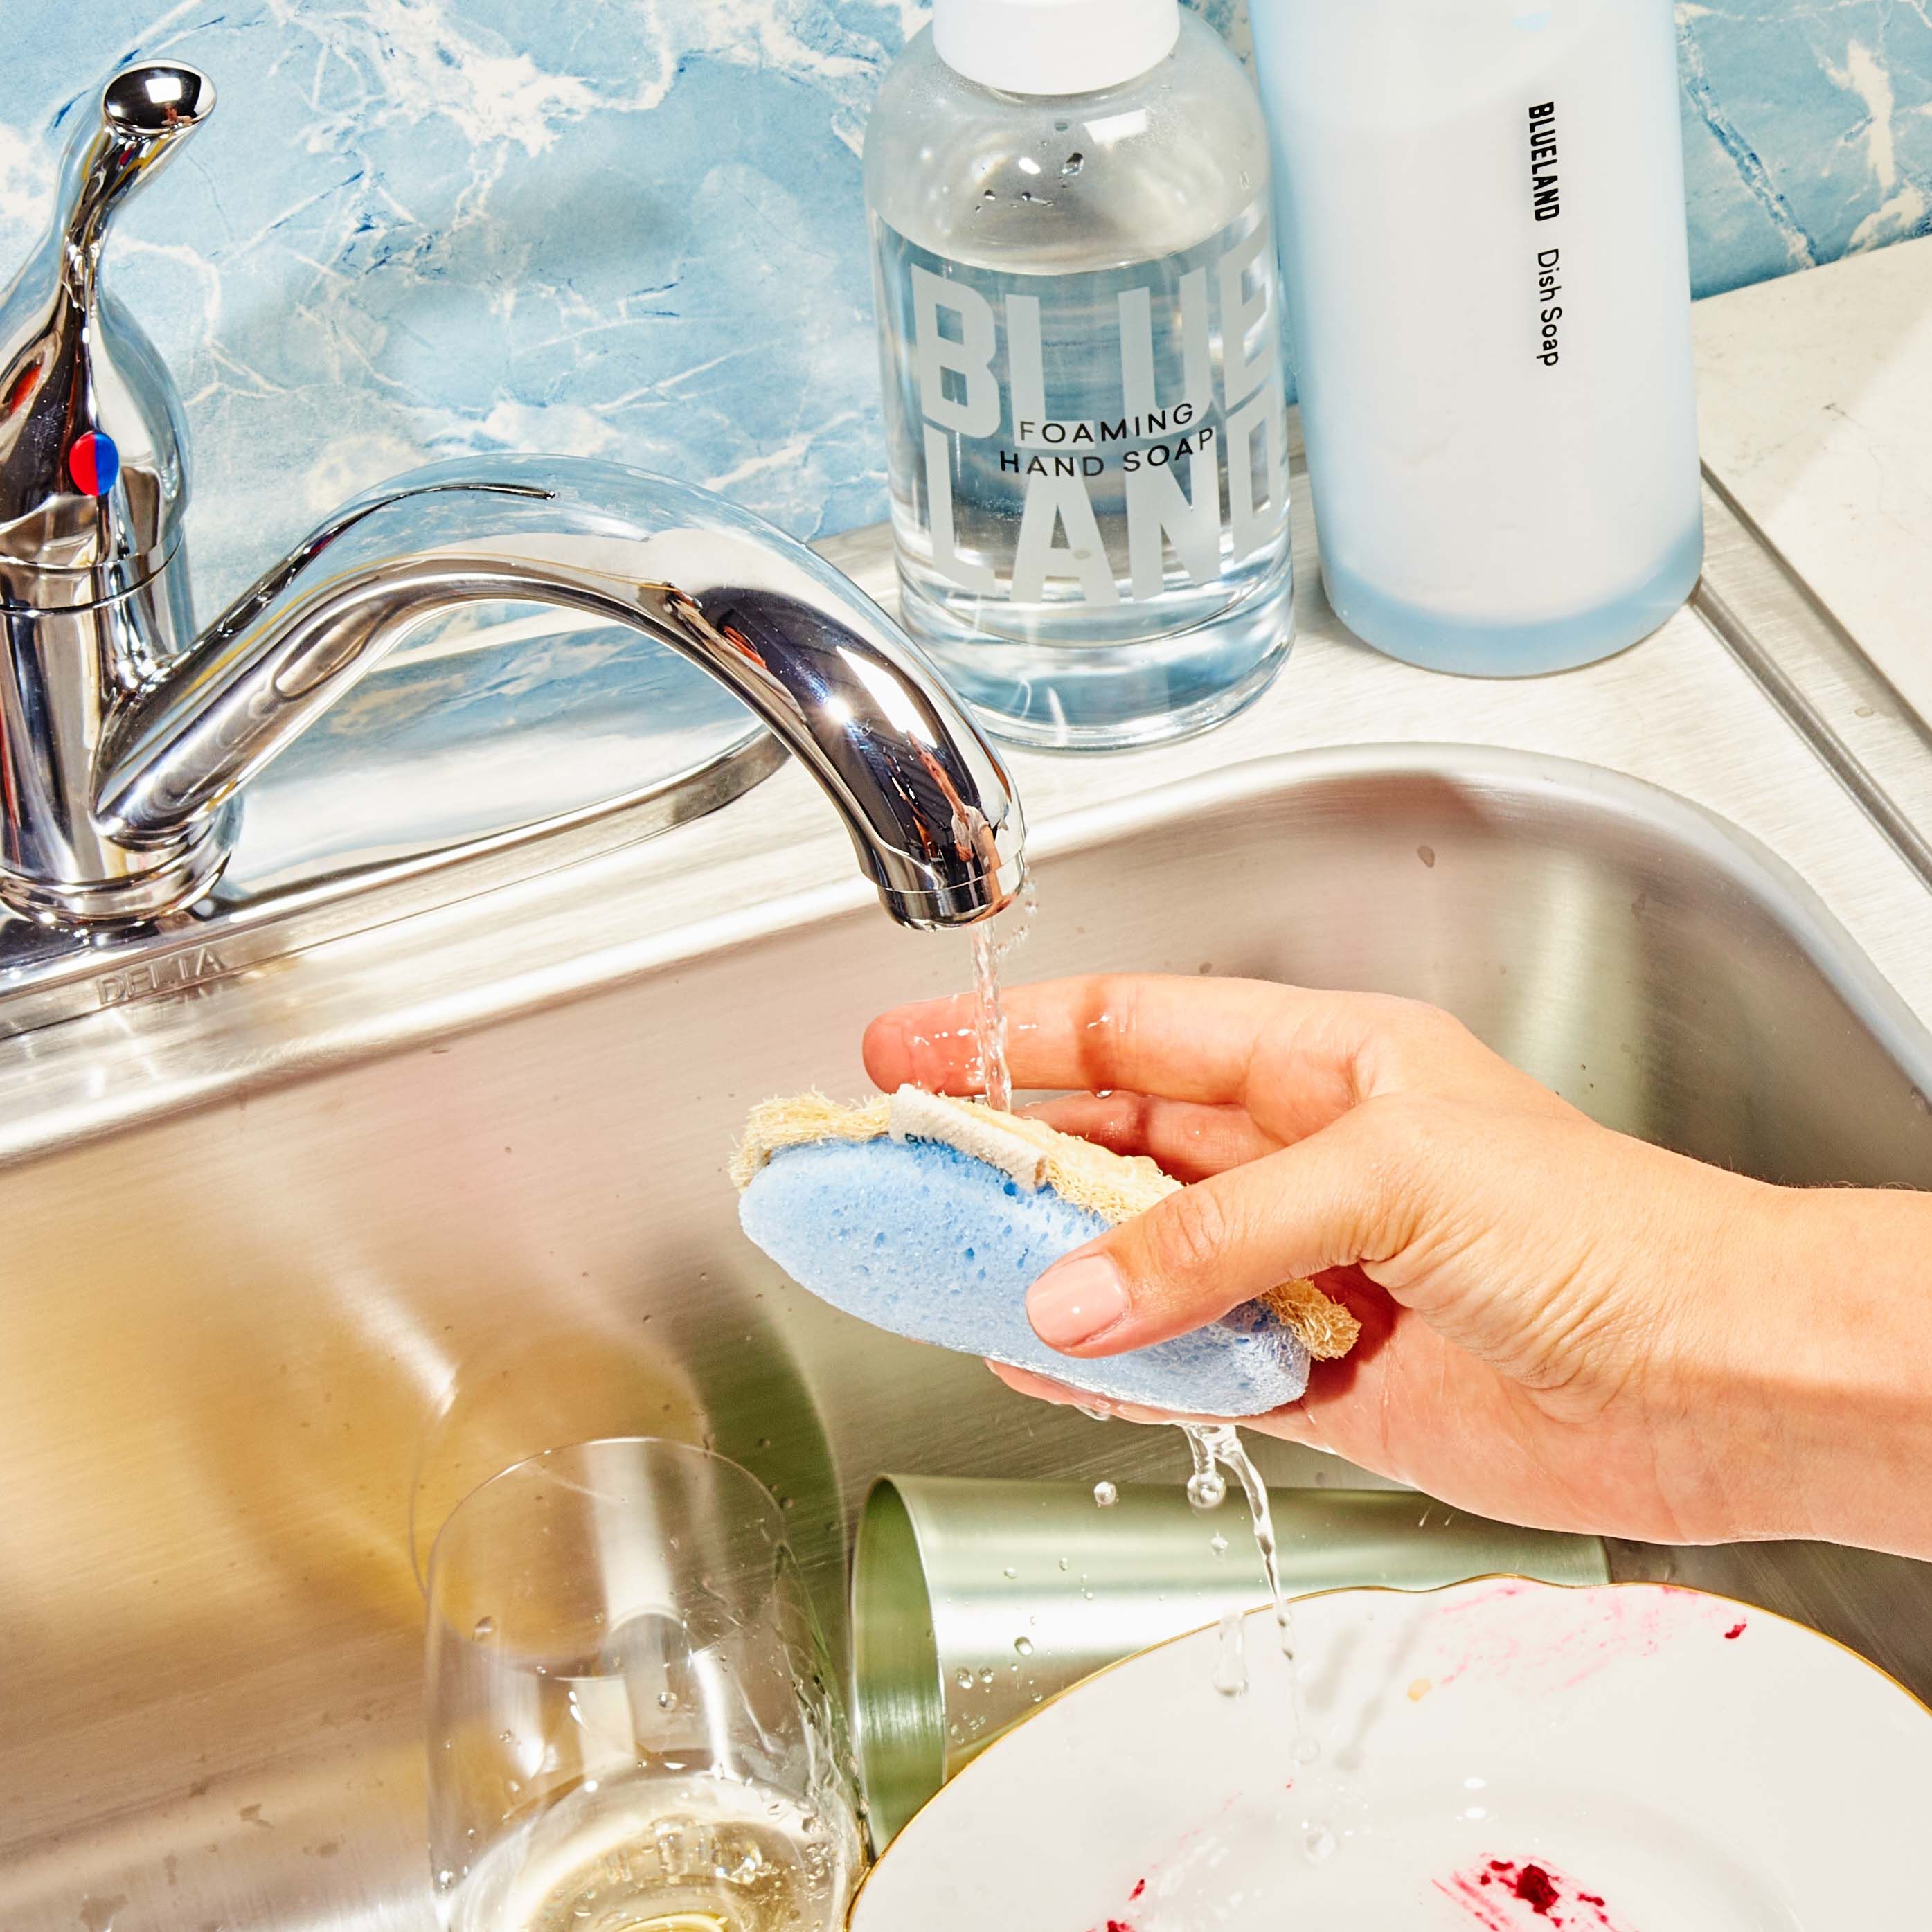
[737,1134,1313,1417]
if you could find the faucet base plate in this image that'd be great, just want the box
[0,605,786,1037]
[0,814,235,929]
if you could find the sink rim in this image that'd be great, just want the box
[3,736,1931,1179]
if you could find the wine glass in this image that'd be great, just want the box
[425,1438,864,1931]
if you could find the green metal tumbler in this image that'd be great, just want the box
[851,1476,1609,1845]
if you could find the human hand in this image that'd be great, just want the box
[864,974,1932,1557]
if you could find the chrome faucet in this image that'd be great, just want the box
[0,63,1024,934]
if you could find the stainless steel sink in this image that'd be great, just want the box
[6,481,1932,1929]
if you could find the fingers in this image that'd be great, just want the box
[988,1363,1370,1460]
[862,994,985,1096]
[864,974,1517,1143]
[987,1361,1278,1429]
[864,974,1345,1114]
[989,1277,1458,1498]
[1024,1101,1424,1356]
[1025,1091,1280,1181]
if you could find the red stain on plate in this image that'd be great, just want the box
[1129,1879,1146,1899]
[1724,1622,1746,1640]
[1435,1857,1636,1929]
[1422,1582,1741,1696]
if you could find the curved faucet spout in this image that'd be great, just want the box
[91,457,1026,930]
[0,66,1023,936]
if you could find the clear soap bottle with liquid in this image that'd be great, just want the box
[864,0,1296,750]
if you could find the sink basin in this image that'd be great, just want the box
[7,458,1932,1927]
[5,730,1932,1929]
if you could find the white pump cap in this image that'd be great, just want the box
[931,0,1181,96]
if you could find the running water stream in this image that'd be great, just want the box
[971,927,1012,1114]
[1181,1422,1332,1860]
[1181,1425,1303,1721]
[968,880,1034,1113]
[1187,1426,1325,1748]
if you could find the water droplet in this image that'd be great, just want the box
[1002,1565,1017,1580]
[1210,1533,1229,1557]
[654,1814,708,1878]
[1186,1468,1227,1511]
[1304,1825,1337,1863]
[722,1845,764,1886]
[506,1778,521,1795]
[657,1690,679,1712]
[1294,1737,1321,1764]
[471,1615,497,1639]
[1182,1422,1229,1510]
[1013,1635,1034,1656]
[1057,1556,1070,1571]
[1213,1609,1248,1697]
[1062,151,1084,176]
[956,1667,974,1689]
[979,1667,994,1686]
[1093,1481,1118,1508]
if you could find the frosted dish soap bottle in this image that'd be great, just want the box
[865,0,1296,749]
[1249,0,1702,675]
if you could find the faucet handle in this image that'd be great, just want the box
[90,65,219,206]
[0,62,215,609]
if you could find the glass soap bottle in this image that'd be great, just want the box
[864,0,1295,750]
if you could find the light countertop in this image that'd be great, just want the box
[1696,235,1932,725]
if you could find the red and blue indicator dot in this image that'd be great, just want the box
[68,430,120,497]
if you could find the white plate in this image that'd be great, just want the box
[850,1578,1932,1929]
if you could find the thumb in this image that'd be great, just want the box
[1025,1100,1424,1357]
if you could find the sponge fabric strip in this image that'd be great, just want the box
[738,1136,1312,1418]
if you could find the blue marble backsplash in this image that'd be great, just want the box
[1,1,1926,604]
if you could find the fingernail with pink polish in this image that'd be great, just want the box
[1027,1253,1130,1350]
